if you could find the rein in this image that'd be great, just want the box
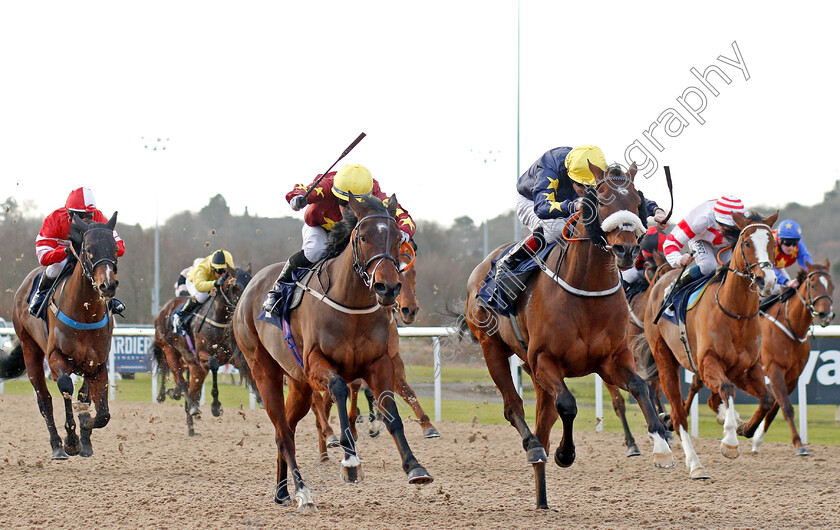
[761,270,836,342]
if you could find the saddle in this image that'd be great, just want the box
[660,273,716,326]
[476,241,560,318]
[28,260,76,321]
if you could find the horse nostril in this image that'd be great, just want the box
[99,283,107,292]
[113,280,119,289]
[401,307,411,316]
[373,283,388,296]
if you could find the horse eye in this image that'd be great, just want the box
[360,235,367,243]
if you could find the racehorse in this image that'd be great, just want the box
[233,194,433,513]
[153,266,251,436]
[608,256,672,457]
[751,262,834,455]
[313,241,440,451]
[462,163,674,510]
[7,214,120,459]
[644,210,778,479]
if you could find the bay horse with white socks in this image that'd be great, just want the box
[233,194,432,513]
[644,210,778,479]
[8,214,120,459]
[463,163,674,510]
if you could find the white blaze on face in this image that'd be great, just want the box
[749,228,776,291]
[820,276,829,291]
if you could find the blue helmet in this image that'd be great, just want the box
[777,219,803,240]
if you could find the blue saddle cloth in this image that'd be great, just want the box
[476,242,555,318]
[661,273,715,326]
[257,268,306,367]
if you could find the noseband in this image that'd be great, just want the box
[68,227,118,287]
[726,223,774,286]
[351,214,400,287]
[797,270,835,319]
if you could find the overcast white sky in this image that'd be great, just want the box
[2,2,838,234]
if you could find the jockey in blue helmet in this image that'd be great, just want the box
[773,219,813,290]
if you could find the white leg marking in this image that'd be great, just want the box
[751,418,766,453]
[679,425,702,474]
[341,455,361,468]
[294,485,318,513]
[722,396,739,447]
[650,431,671,455]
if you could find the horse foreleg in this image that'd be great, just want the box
[532,380,558,511]
[601,360,674,469]
[78,365,111,457]
[391,354,438,438]
[651,336,707,479]
[699,354,741,459]
[308,349,363,484]
[606,382,640,457]
[309,391,338,457]
[347,379,361,441]
[683,375,704,413]
[47,353,81,457]
[210,368,222,417]
[22,333,66,459]
[250,345,314,512]
[650,379,666,416]
[364,354,433,486]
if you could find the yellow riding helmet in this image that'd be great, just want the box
[564,144,607,186]
[332,164,373,201]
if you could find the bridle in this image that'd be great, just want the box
[715,223,774,319]
[795,270,835,321]
[351,213,400,287]
[563,176,645,252]
[68,227,118,288]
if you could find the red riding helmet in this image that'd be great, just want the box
[65,187,98,213]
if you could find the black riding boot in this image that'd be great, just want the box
[29,274,57,317]
[263,250,314,315]
[497,229,546,274]
[173,297,201,335]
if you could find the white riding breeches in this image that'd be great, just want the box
[302,224,330,263]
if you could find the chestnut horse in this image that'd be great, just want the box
[313,242,439,451]
[9,214,120,459]
[751,262,834,455]
[644,210,778,479]
[462,163,674,510]
[608,257,672,456]
[153,266,251,436]
[233,194,432,513]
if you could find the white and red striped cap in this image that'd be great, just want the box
[65,187,97,212]
[713,195,745,226]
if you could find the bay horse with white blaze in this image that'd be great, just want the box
[8,214,120,459]
[233,194,432,513]
[644,210,778,479]
[463,163,674,510]
[152,266,252,436]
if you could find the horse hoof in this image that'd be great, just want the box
[626,445,641,457]
[341,465,363,484]
[156,395,166,403]
[423,427,441,439]
[653,452,676,469]
[658,413,674,432]
[367,424,383,438]
[80,445,93,458]
[211,405,223,418]
[554,447,576,468]
[526,446,547,464]
[689,466,710,480]
[274,489,291,506]
[188,429,200,437]
[297,502,318,515]
[795,446,811,457]
[326,435,340,448]
[407,466,434,485]
[720,442,740,459]
[294,488,319,514]
[51,447,69,460]
[64,436,81,456]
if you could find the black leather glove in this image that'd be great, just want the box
[290,195,307,211]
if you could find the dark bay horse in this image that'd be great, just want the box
[8,214,120,459]
[313,242,440,452]
[463,163,674,510]
[233,194,432,513]
[153,266,251,436]
[751,262,834,455]
[644,210,778,479]
[608,256,672,457]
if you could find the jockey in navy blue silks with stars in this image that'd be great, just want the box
[773,219,813,291]
[498,145,667,273]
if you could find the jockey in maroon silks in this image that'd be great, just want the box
[30,187,126,316]
[263,163,415,315]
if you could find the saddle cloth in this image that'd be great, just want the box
[661,273,715,326]
[476,242,556,318]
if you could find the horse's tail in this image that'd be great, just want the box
[230,345,259,395]
[147,340,169,376]
[446,299,477,343]
[0,341,26,380]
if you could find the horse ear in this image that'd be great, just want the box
[824,257,830,270]
[106,211,118,230]
[764,210,779,228]
[627,162,637,182]
[386,194,399,217]
[247,263,252,274]
[731,211,749,230]
[347,191,362,215]
[588,161,605,182]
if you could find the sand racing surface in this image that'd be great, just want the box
[1,393,838,529]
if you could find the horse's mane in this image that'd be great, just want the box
[796,268,808,285]
[68,218,109,255]
[235,267,252,289]
[718,211,765,248]
[324,195,390,260]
